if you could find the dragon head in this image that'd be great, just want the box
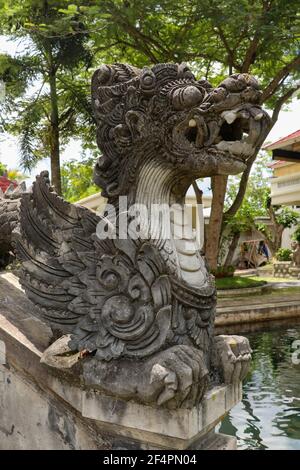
[92,63,270,202]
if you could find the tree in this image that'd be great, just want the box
[77,0,300,269]
[6,168,27,181]
[222,152,270,265]
[0,161,6,175]
[258,203,300,254]
[0,160,26,181]
[222,153,300,264]
[0,0,94,194]
[61,156,99,203]
[1,0,299,261]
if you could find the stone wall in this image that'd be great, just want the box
[273,261,291,277]
[273,262,300,278]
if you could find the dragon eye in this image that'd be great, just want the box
[172,86,203,110]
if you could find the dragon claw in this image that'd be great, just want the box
[214,335,252,385]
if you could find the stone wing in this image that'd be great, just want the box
[15,171,113,333]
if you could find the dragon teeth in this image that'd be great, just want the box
[188,119,197,127]
[221,110,238,124]
[254,112,264,121]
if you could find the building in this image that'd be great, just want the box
[77,188,212,253]
[0,175,17,193]
[265,129,300,206]
[264,129,300,249]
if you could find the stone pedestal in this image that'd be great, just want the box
[81,383,241,449]
[0,361,239,450]
[0,273,239,450]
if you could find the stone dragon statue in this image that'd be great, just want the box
[0,63,270,409]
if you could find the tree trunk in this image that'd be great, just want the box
[49,68,62,195]
[274,226,284,253]
[263,226,284,255]
[205,175,228,270]
[224,232,240,267]
[262,204,285,255]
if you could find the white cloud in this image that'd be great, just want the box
[267,99,300,143]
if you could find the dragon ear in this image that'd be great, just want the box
[125,110,147,141]
[92,63,142,116]
[92,63,141,88]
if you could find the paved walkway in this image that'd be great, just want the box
[216,285,300,326]
[268,281,300,288]
[217,288,300,309]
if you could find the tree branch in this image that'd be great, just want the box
[192,181,203,205]
[224,82,300,220]
[107,2,171,61]
[241,0,273,72]
[241,33,260,72]
[261,56,300,102]
[215,25,240,72]
[224,159,255,219]
[271,84,300,124]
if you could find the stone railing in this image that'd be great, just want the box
[273,261,300,279]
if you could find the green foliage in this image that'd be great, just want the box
[216,276,266,290]
[292,226,300,243]
[0,162,7,175]
[61,156,99,202]
[224,152,300,253]
[0,53,37,101]
[256,206,300,239]
[7,168,26,181]
[275,248,292,262]
[0,0,299,197]
[0,161,25,180]
[0,0,94,174]
[211,265,235,278]
[76,0,300,102]
[275,207,300,229]
[224,152,271,234]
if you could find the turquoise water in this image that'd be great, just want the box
[219,321,300,450]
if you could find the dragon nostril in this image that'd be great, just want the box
[185,127,198,143]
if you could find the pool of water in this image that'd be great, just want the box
[219,321,300,450]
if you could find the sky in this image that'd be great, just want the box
[0,36,300,189]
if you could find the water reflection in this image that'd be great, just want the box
[219,321,300,449]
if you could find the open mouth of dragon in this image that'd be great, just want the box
[179,106,265,162]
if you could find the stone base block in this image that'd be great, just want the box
[0,273,241,450]
[192,430,237,450]
[0,359,240,450]
[81,383,242,449]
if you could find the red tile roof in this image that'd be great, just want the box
[0,176,17,193]
[264,129,300,150]
[267,160,288,168]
